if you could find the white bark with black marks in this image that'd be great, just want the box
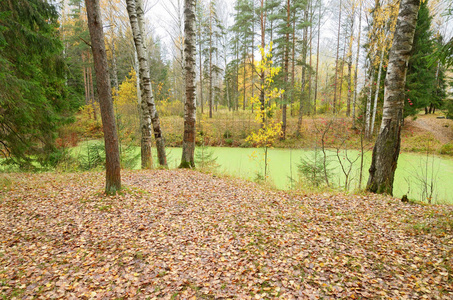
[367,0,420,195]
[180,0,197,168]
[126,0,167,167]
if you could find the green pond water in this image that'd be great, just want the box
[73,143,453,204]
[164,147,453,204]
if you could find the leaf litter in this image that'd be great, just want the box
[0,170,452,299]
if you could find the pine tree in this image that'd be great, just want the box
[231,0,254,111]
[85,0,122,193]
[203,0,224,118]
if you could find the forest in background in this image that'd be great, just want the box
[3,1,453,298]
[1,0,453,194]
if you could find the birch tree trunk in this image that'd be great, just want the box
[85,0,121,194]
[199,32,204,114]
[126,0,167,167]
[367,0,420,195]
[346,4,355,117]
[135,49,153,169]
[352,0,363,128]
[365,59,375,138]
[291,10,296,117]
[339,35,347,110]
[314,0,321,115]
[370,47,385,136]
[180,0,196,168]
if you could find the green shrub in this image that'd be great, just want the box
[440,142,453,155]
[223,129,232,138]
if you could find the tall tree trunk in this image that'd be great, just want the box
[367,0,420,195]
[251,1,255,114]
[111,38,119,91]
[180,0,196,168]
[135,46,153,169]
[291,9,296,117]
[308,0,313,116]
[88,63,97,121]
[242,44,247,111]
[339,35,347,111]
[370,46,385,136]
[199,36,204,114]
[82,53,89,106]
[365,65,374,138]
[109,7,119,92]
[352,0,363,128]
[209,4,213,118]
[314,0,321,115]
[346,5,355,117]
[281,0,291,140]
[126,0,167,167]
[259,0,266,124]
[85,0,121,194]
[297,6,309,136]
[333,0,342,114]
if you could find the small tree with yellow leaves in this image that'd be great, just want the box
[247,43,284,180]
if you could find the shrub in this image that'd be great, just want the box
[298,150,333,188]
[440,142,453,155]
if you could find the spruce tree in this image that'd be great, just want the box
[0,0,75,168]
[404,0,438,117]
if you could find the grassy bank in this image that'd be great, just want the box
[63,107,451,156]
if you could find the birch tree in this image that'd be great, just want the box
[366,0,420,195]
[180,0,197,168]
[126,0,167,167]
[352,0,363,128]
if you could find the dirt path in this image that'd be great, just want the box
[405,113,453,144]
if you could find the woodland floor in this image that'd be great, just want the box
[1,170,453,299]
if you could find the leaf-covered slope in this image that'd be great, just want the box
[0,170,452,299]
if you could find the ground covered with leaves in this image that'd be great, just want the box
[1,170,452,299]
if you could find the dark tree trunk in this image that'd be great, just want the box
[259,0,266,124]
[333,0,342,114]
[281,0,291,140]
[85,0,121,194]
[367,0,420,195]
[296,7,309,136]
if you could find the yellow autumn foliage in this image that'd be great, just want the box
[247,43,284,148]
